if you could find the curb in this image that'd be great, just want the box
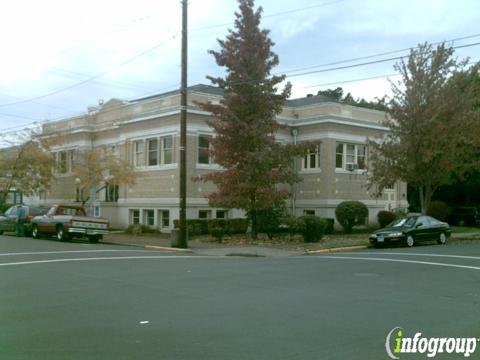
[101,241,194,253]
[145,245,193,253]
[305,245,368,254]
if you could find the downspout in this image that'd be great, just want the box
[291,127,298,216]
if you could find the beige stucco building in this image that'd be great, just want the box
[39,84,408,230]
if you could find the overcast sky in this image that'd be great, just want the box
[0,0,479,135]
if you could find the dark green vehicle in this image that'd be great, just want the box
[369,215,451,248]
[0,205,49,236]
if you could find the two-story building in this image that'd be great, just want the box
[39,84,408,230]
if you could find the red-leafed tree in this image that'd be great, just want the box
[196,0,310,238]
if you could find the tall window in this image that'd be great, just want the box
[162,136,173,164]
[198,135,213,164]
[335,144,344,168]
[105,183,119,202]
[130,209,140,225]
[134,141,145,167]
[336,143,367,170]
[147,138,158,166]
[160,210,170,228]
[303,145,320,169]
[53,150,75,174]
[143,209,155,227]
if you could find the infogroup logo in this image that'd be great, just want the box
[385,327,479,359]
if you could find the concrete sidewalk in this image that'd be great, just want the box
[101,232,303,257]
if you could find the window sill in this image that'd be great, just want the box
[299,169,322,174]
[335,168,367,175]
[135,164,178,171]
[196,163,223,170]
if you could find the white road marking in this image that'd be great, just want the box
[0,255,213,267]
[0,250,154,257]
[347,252,480,260]
[139,321,149,325]
[314,256,480,271]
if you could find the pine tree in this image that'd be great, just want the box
[197,0,309,238]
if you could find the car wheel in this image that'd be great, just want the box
[56,226,69,242]
[437,232,448,245]
[31,225,40,239]
[406,235,415,247]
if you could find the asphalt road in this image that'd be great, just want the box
[1,235,480,359]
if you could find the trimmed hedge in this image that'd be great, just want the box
[377,210,396,228]
[335,201,369,233]
[323,218,334,234]
[298,215,326,243]
[173,218,249,238]
[125,224,159,235]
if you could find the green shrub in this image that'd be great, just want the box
[298,215,326,243]
[321,218,335,234]
[125,224,158,235]
[173,219,209,237]
[227,219,249,234]
[335,201,369,233]
[207,219,226,242]
[377,210,396,228]
[256,208,283,239]
[281,215,303,239]
[427,201,451,221]
[0,203,12,214]
[393,208,408,219]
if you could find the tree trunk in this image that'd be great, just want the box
[250,209,258,240]
[419,185,434,215]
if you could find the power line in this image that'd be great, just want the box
[279,33,480,75]
[190,0,346,32]
[302,59,478,89]
[303,73,399,88]
[0,34,179,108]
[0,83,181,137]
[281,42,480,79]
[0,1,347,110]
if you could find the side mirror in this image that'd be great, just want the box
[415,222,423,228]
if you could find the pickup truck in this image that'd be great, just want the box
[31,204,109,243]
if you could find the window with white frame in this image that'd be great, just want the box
[199,210,212,219]
[143,209,155,227]
[130,209,140,225]
[147,138,158,166]
[134,141,145,167]
[335,143,367,170]
[216,210,227,219]
[303,209,315,216]
[198,135,213,164]
[52,150,75,174]
[162,136,173,164]
[160,210,170,228]
[135,135,174,168]
[303,145,320,170]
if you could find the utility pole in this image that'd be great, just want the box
[178,0,188,248]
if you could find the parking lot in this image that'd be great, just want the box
[1,235,480,359]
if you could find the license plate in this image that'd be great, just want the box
[377,235,384,242]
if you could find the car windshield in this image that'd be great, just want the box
[388,217,417,228]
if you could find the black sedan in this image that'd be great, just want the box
[0,205,49,236]
[369,215,451,248]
